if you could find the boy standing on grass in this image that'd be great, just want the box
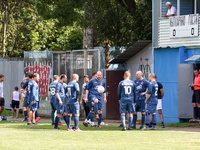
[10,86,21,118]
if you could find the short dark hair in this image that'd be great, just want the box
[0,74,4,78]
[92,72,96,77]
[194,68,199,71]
[20,82,24,88]
[60,74,67,80]
[14,86,18,91]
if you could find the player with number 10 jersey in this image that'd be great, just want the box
[117,71,136,131]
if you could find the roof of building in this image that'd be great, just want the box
[109,40,152,64]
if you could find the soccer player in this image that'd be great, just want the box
[49,75,60,125]
[83,71,107,129]
[27,73,40,125]
[54,74,67,130]
[117,71,136,131]
[65,74,80,131]
[80,75,90,122]
[10,86,21,118]
[0,74,5,120]
[156,76,165,128]
[189,68,200,120]
[133,71,149,129]
[144,73,158,130]
[82,72,97,126]
[22,73,33,122]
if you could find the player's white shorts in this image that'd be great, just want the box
[156,99,162,110]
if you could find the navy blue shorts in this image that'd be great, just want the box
[50,101,56,111]
[146,103,157,114]
[135,101,145,112]
[194,90,200,103]
[56,103,66,115]
[12,100,20,109]
[120,102,135,114]
[67,102,80,115]
[0,98,5,107]
[23,97,30,107]
[30,101,38,112]
[37,101,40,109]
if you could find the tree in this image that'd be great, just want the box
[84,0,152,68]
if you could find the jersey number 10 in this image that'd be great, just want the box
[124,86,132,94]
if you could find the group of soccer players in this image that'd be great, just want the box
[22,73,41,125]
[49,74,81,131]
[22,69,164,131]
[49,71,106,131]
[118,70,163,131]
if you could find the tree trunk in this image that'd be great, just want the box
[2,0,8,58]
[104,39,110,69]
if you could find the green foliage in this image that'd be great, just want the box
[84,0,152,48]
[0,0,152,57]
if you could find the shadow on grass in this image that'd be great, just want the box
[0,121,166,132]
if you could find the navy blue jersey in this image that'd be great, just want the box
[23,80,30,99]
[49,81,58,103]
[87,78,106,100]
[66,81,80,104]
[117,79,136,103]
[28,80,39,102]
[134,79,149,101]
[147,81,158,104]
[55,82,65,102]
[157,82,163,99]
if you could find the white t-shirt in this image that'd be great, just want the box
[13,91,20,101]
[167,6,176,16]
[0,82,3,98]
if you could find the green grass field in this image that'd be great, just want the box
[0,120,200,150]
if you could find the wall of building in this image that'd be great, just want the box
[0,61,24,109]
[126,44,153,80]
[154,48,180,123]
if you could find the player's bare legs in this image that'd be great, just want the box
[197,103,200,120]
[16,108,19,118]
[158,109,165,127]
[0,106,4,116]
